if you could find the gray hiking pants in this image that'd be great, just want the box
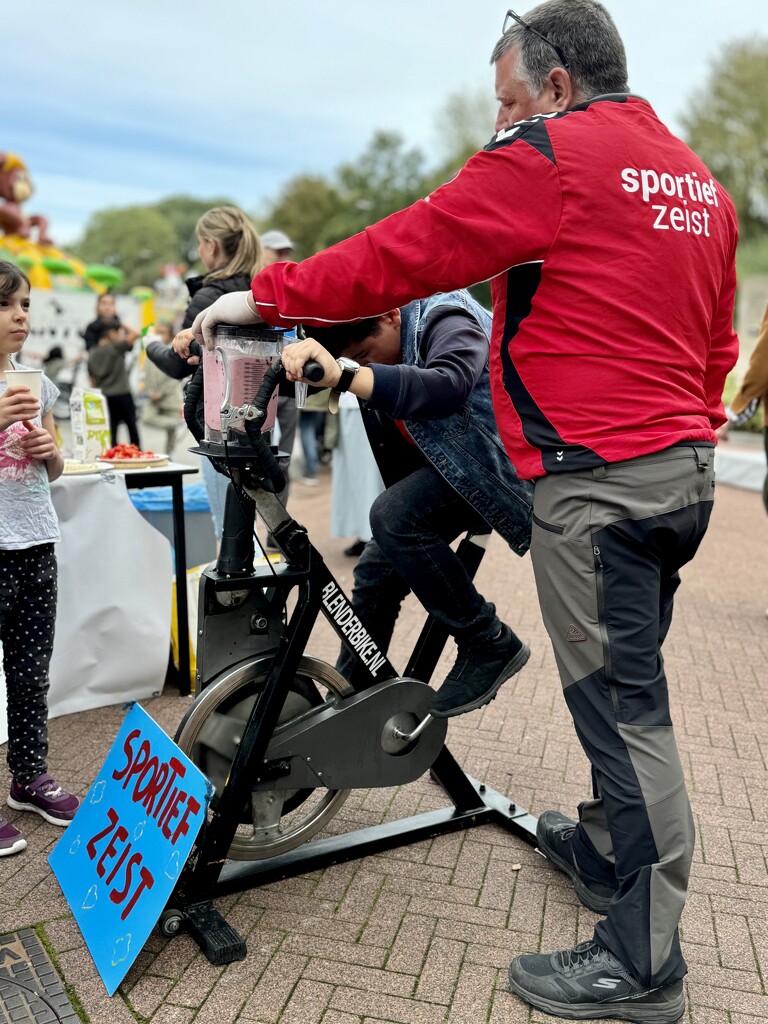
[530,444,715,988]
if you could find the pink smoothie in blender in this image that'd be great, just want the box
[202,325,284,445]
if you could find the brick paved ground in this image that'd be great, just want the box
[1,461,767,1024]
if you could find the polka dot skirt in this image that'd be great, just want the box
[0,544,57,785]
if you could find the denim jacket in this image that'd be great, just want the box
[399,292,532,556]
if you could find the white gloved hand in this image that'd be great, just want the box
[191,290,263,348]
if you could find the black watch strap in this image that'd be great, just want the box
[335,362,357,393]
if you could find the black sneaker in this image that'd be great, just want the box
[430,623,530,718]
[537,810,618,914]
[508,941,685,1023]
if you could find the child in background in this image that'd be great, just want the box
[87,317,141,448]
[82,291,139,351]
[140,323,182,455]
[0,261,80,856]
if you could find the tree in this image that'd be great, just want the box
[429,87,497,186]
[154,195,236,265]
[681,39,768,239]
[75,207,178,291]
[259,175,344,258]
[261,132,432,256]
[327,130,429,244]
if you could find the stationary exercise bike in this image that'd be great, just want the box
[161,325,537,964]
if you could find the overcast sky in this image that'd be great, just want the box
[5,0,764,247]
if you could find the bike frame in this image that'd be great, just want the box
[166,361,537,964]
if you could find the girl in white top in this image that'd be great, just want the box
[0,261,79,857]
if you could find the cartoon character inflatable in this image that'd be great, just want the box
[0,150,129,292]
[0,152,52,245]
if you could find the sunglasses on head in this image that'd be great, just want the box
[503,9,570,69]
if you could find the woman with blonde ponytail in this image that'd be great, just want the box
[194,206,263,285]
[185,206,263,320]
[144,205,269,539]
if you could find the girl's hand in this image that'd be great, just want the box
[172,328,200,364]
[19,421,58,461]
[0,385,40,431]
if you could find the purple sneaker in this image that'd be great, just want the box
[7,773,80,826]
[0,814,26,856]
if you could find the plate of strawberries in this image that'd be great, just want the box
[97,444,169,468]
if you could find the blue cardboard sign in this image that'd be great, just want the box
[49,703,213,995]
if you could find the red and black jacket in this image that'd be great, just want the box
[251,95,739,480]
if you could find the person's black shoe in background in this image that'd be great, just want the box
[343,539,367,557]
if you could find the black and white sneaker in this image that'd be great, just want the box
[508,941,685,1023]
[536,810,618,914]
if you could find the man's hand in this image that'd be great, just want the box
[282,339,342,388]
[190,291,263,349]
[19,421,58,461]
[0,386,40,431]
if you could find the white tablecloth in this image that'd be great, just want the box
[0,471,172,744]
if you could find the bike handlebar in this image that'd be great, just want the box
[302,360,325,383]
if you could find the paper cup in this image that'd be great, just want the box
[5,369,42,401]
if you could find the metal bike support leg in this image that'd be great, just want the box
[211,747,537,898]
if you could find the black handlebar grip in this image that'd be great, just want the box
[303,359,325,383]
[189,340,203,359]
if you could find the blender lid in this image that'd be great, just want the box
[212,323,290,339]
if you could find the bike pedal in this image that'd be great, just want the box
[183,901,247,964]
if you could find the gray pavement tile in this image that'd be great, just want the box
[146,1007,196,1024]
[713,912,760,972]
[275,978,333,1024]
[447,961,500,1024]
[415,937,465,1003]
[189,956,264,1024]
[305,958,415,998]
[327,985,447,1024]
[239,951,308,1023]
[385,913,436,977]
[123,973,175,1017]
[281,933,388,969]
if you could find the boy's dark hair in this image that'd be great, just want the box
[96,317,122,341]
[0,260,31,299]
[301,317,382,357]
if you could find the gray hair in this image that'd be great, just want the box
[491,0,628,102]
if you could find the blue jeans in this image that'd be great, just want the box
[336,465,498,686]
[299,411,324,479]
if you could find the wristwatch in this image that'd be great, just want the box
[334,357,360,393]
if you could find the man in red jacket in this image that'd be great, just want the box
[176,2,738,1018]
